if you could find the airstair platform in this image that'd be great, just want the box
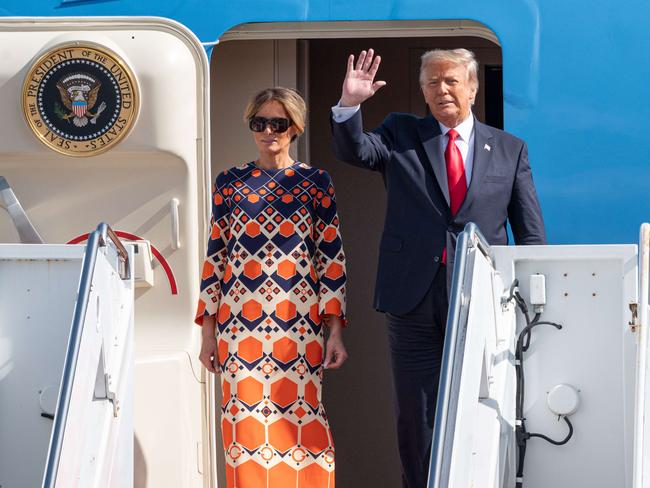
[0,224,134,488]
[429,223,650,488]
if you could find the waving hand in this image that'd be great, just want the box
[340,49,386,107]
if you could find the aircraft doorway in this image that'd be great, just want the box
[210,22,502,487]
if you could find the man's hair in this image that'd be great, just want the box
[419,48,479,91]
[243,87,306,141]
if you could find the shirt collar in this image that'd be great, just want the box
[438,113,474,142]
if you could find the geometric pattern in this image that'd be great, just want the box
[195,161,347,487]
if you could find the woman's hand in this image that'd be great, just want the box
[199,316,220,374]
[323,315,348,370]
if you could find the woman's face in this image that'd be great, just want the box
[251,100,297,158]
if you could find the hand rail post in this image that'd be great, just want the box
[428,222,493,488]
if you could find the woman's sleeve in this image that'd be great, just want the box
[312,170,348,326]
[194,173,231,326]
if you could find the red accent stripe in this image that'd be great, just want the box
[67,231,178,295]
[67,233,90,245]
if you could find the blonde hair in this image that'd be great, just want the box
[419,48,479,91]
[244,87,306,141]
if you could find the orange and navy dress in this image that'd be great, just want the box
[195,161,347,488]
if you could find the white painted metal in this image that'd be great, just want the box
[40,386,59,417]
[52,242,134,488]
[0,241,133,488]
[492,244,638,488]
[218,20,501,44]
[441,240,517,488]
[0,245,83,488]
[0,18,213,487]
[435,236,648,488]
[546,384,580,416]
[171,198,181,250]
[529,273,546,311]
[131,240,154,288]
[634,223,650,487]
[0,176,44,243]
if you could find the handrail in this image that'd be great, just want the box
[633,223,650,488]
[0,176,44,244]
[98,222,130,280]
[428,222,493,488]
[170,198,181,250]
[41,222,129,488]
[463,222,492,261]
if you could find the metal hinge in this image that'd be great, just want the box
[104,373,120,418]
[94,362,120,418]
[629,302,639,332]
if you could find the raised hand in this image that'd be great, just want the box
[340,49,386,107]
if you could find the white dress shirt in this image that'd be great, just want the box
[331,102,476,186]
[438,115,474,185]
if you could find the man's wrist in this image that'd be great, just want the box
[336,99,360,109]
[339,96,358,107]
[331,102,360,123]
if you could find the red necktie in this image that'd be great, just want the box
[445,129,467,216]
[442,129,467,264]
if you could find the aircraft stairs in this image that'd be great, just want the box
[428,223,650,488]
[2,175,649,487]
[1,177,134,488]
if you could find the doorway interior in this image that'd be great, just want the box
[209,21,502,487]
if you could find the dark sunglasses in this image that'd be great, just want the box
[249,116,292,133]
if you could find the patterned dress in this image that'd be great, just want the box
[195,161,347,488]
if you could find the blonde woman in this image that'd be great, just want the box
[195,87,348,487]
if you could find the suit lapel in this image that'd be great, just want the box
[460,119,494,213]
[417,116,449,205]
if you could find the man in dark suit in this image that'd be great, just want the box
[330,48,546,488]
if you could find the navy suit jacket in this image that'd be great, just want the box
[331,110,546,315]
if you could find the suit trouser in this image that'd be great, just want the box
[386,267,448,488]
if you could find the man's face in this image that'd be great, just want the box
[421,60,477,128]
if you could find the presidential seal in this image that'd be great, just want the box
[22,42,139,157]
